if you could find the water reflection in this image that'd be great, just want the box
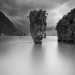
[0,44,13,57]
[31,44,45,67]
[58,42,75,59]
[57,42,75,74]
[0,36,75,75]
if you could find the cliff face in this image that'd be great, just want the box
[29,9,47,44]
[0,11,26,36]
[56,8,75,43]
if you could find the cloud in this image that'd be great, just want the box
[47,0,75,27]
[47,2,69,26]
[0,0,74,32]
[0,0,69,16]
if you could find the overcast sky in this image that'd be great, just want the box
[0,0,75,29]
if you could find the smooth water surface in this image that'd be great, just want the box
[0,36,75,75]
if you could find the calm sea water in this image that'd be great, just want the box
[0,36,75,75]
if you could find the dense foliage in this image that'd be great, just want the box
[56,8,75,42]
[29,9,47,44]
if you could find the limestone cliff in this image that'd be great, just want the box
[0,11,26,36]
[56,8,75,43]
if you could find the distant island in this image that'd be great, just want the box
[0,11,26,36]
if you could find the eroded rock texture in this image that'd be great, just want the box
[29,9,47,44]
[56,8,75,43]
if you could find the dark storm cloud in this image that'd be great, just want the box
[0,0,18,16]
[0,0,70,16]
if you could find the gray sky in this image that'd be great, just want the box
[0,0,75,29]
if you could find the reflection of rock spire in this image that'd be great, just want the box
[29,9,47,44]
[31,44,45,68]
[56,8,75,43]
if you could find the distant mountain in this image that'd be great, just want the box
[0,11,26,36]
[46,29,57,36]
